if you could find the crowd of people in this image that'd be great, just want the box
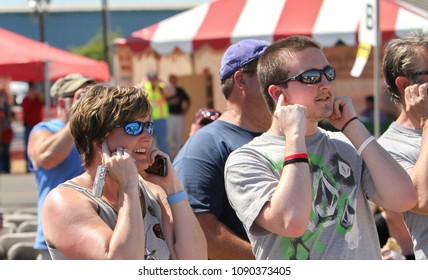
[1,31,427,260]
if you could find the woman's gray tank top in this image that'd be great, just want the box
[47,180,171,260]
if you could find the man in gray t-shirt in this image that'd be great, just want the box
[224,35,416,260]
[378,32,428,260]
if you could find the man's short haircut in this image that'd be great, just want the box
[257,35,322,113]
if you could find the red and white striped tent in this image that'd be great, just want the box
[116,0,428,55]
[113,0,428,113]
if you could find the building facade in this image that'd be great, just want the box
[0,4,190,51]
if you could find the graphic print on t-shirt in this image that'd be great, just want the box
[273,152,359,259]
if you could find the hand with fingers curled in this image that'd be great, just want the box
[328,96,357,130]
[101,142,139,192]
[141,149,180,193]
[275,105,307,137]
[404,83,428,128]
[274,94,307,137]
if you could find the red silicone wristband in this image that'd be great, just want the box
[284,153,308,161]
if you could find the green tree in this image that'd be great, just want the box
[68,29,122,63]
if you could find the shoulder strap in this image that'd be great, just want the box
[59,181,117,215]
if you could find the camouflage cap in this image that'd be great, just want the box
[50,73,94,99]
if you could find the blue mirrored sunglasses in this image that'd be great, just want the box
[273,65,336,85]
[114,121,154,136]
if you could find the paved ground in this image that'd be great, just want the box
[0,172,37,212]
[0,107,38,212]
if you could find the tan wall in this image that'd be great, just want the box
[178,75,210,143]
[324,45,400,119]
[114,43,399,135]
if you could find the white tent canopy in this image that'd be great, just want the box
[116,0,428,55]
[113,0,428,132]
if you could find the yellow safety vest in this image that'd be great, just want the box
[143,81,169,120]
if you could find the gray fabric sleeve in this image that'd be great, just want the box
[225,148,279,236]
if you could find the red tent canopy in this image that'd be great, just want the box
[115,0,428,54]
[0,28,110,82]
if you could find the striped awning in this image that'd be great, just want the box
[115,0,428,54]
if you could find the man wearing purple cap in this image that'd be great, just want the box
[173,39,271,259]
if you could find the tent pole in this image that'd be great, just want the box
[43,42,50,119]
[373,0,380,138]
[101,0,111,72]
[373,45,380,138]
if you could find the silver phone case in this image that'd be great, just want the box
[92,165,107,198]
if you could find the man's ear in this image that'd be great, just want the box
[395,76,409,95]
[268,84,284,101]
[234,71,246,89]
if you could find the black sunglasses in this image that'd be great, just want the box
[273,66,336,85]
[114,121,154,136]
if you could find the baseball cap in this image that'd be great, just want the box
[50,73,95,99]
[219,39,270,81]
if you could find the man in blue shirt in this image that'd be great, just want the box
[28,73,94,260]
[173,40,272,259]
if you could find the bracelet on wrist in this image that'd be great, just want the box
[167,190,188,205]
[357,136,376,156]
[284,153,308,162]
[283,153,309,167]
[341,116,359,132]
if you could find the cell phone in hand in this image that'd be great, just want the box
[145,155,167,177]
[92,165,107,198]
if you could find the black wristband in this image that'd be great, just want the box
[283,157,309,167]
[341,116,359,132]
